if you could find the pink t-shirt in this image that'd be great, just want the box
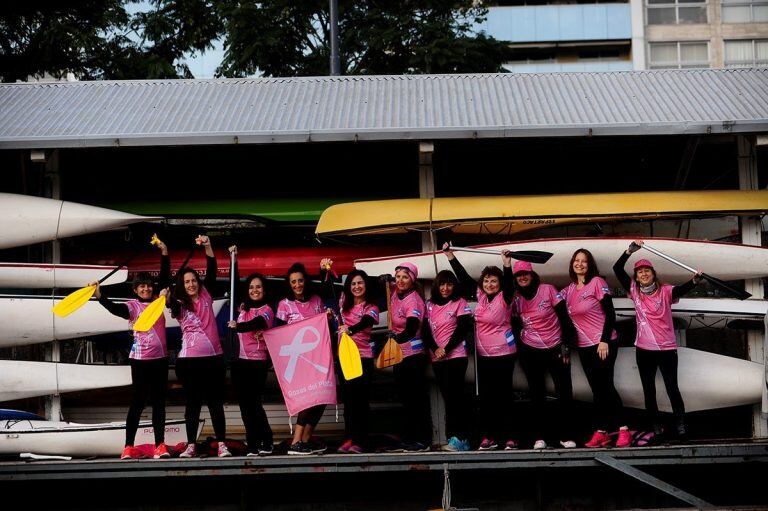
[561,277,618,348]
[514,284,564,350]
[389,288,425,358]
[630,281,678,351]
[339,298,379,359]
[426,298,471,362]
[237,303,274,361]
[276,295,324,324]
[177,287,223,358]
[474,288,516,357]
[125,299,167,360]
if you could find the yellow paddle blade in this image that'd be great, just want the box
[339,332,363,380]
[52,285,97,317]
[375,338,404,369]
[133,296,166,332]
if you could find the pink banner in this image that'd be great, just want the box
[263,313,337,416]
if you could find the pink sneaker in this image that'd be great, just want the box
[585,430,612,448]
[478,438,498,451]
[120,446,136,460]
[179,443,196,458]
[615,428,633,448]
[337,439,353,454]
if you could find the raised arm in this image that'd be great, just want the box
[195,235,218,291]
[443,243,477,297]
[153,234,171,290]
[613,241,640,293]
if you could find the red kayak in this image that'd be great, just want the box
[82,245,411,279]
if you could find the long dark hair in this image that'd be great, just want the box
[568,248,600,284]
[342,269,371,312]
[172,267,202,311]
[285,262,316,300]
[242,272,268,311]
[431,270,460,304]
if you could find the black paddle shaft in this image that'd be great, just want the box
[98,252,140,284]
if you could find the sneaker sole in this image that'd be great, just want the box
[287,451,311,456]
[478,446,498,451]
[153,454,170,459]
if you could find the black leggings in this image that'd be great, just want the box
[433,357,470,440]
[477,353,516,441]
[636,348,685,427]
[175,355,227,443]
[297,405,326,428]
[518,343,573,441]
[232,358,272,450]
[341,358,375,446]
[578,342,624,432]
[126,357,168,447]
[393,353,432,444]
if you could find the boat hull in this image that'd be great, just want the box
[0,263,127,288]
[0,361,132,402]
[0,418,201,457]
[356,237,768,288]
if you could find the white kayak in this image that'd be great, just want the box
[0,361,132,402]
[0,193,161,250]
[0,262,127,289]
[0,295,227,347]
[355,237,768,288]
[463,346,764,412]
[614,297,768,322]
[0,417,203,458]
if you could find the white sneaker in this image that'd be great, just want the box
[533,440,548,450]
[179,443,196,458]
[559,440,577,449]
[217,442,232,458]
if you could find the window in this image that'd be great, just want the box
[721,0,768,23]
[724,40,768,67]
[648,41,710,68]
[647,0,708,25]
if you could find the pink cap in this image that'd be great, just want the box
[634,259,654,271]
[513,261,533,274]
[395,262,419,280]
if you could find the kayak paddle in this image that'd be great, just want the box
[52,253,137,317]
[448,244,553,264]
[134,240,196,332]
[376,281,403,369]
[641,243,752,301]
[223,247,239,362]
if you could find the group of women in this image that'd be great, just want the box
[94,236,701,458]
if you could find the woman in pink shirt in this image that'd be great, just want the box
[382,262,432,452]
[92,235,170,460]
[277,261,333,455]
[513,260,577,450]
[337,269,380,454]
[613,240,701,439]
[561,248,628,448]
[423,270,473,452]
[227,245,275,456]
[168,235,230,458]
[444,244,518,451]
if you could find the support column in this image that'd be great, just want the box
[737,135,767,438]
[418,141,445,445]
[42,149,62,421]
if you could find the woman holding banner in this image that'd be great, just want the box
[276,260,335,455]
[227,245,275,456]
[443,243,518,451]
[168,235,231,458]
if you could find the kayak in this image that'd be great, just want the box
[0,193,161,250]
[355,237,768,288]
[0,262,127,289]
[316,190,768,236]
[0,295,227,347]
[0,416,203,458]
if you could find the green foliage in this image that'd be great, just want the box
[0,0,509,82]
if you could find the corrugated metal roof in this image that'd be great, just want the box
[0,69,767,149]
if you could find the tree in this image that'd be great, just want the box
[217,0,510,77]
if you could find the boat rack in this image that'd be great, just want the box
[1,442,766,509]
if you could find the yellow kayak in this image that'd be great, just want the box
[315,190,768,236]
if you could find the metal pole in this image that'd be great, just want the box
[329,0,340,76]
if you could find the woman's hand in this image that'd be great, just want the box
[227,320,237,329]
[597,341,609,361]
[627,240,643,254]
[501,250,513,268]
[88,281,101,299]
[442,242,455,260]
[559,344,570,365]
[152,233,168,256]
[338,325,349,335]
[692,269,703,285]
[320,258,333,270]
[228,245,237,255]
[434,347,446,360]
[196,235,211,247]
[159,287,169,298]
